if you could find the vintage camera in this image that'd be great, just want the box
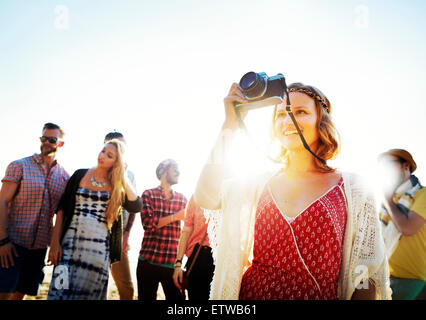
[235,71,286,112]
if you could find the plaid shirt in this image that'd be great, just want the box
[139,186,187,266]
[2,154,69,249]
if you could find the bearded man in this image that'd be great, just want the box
[0,123,69,300]
[137,159,187,301]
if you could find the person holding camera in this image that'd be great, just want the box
[194,77,391,300]
[378,149,425,300]
[172,195,214,301]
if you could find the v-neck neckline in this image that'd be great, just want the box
[267,176,343,223]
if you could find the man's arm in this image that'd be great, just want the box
[47,209,64,266]
[158,195,187,229]
[157,209,185,229]
[0,181,19,268]
[383,196,426,236]
[0,181,19,239]
[140,191,158,232]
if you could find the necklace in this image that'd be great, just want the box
[91,174,106,187]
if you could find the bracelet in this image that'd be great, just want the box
[174,259,183,268]
[0,237,11,247]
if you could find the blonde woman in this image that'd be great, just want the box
[47,139,141,300]
[194,82,391,300]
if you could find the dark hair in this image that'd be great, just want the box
[43,122,64,138]
[395,158,406,164]
[104,131,124,144]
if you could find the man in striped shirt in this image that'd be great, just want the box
[0,123,69,300]
[137,159,187,301]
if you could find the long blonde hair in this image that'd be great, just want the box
[270,82,341,172]
[103,139,126,230]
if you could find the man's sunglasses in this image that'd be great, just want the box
[40,136,60,144]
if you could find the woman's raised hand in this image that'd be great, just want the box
[223,83,248,131]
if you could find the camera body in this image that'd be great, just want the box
[235,71,286,112]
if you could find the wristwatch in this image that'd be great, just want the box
[174,259,183,268]
[0,236,11,247]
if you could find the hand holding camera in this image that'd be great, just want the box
[222,83,248,131]
[223,72,287,131]
[235,72,286,112]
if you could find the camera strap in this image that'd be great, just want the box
[284,104,326,165]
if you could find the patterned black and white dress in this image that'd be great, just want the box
[48,187,111,300]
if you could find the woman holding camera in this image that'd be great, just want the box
[47,139,142,300]
[194,81,391,300]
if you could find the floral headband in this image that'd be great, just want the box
[288,88,330,113]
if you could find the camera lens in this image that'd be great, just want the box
[240,72,256,90]
[239,72,266,99]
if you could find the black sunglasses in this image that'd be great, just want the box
[40,136,60,144]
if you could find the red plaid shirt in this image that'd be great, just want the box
[139,186,187,266]
[2,154,69,249]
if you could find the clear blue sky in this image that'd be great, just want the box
[1,0,426,196]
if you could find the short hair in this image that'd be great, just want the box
[156,159,178,180]
[43,122,65,138]
[104,131,124,144]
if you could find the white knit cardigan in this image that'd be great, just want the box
[194,129,391,300]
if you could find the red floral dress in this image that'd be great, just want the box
[239,177,347,300]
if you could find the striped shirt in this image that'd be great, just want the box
[2,154,69,249]
[139,186,187,266]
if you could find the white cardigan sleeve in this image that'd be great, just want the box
[340,173,392,300]
[194,128,236,210]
